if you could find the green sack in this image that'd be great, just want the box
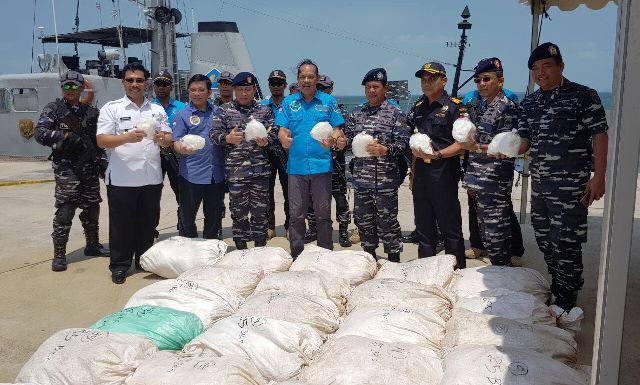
[91,305,204,350]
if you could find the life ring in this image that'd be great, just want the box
[80,79,95,105]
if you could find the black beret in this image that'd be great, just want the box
[231,71,256,87]
[415,62,446,78]
[361,68,387,85]
[268,70,286,80]
[528,42,562,69]
[474,57,503,77]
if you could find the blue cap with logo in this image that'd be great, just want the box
[474,57,503,77]
[528,42,562,69]
[231,71,256,86]
[415,62,446,78]
[361,68,387,85]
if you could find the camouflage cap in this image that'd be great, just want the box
[60,70,84,86]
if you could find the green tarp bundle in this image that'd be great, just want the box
[91,305,204,350]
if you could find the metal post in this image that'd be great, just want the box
[451,6,471,98]
[591,1,639,383]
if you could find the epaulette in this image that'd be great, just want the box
[413,98,424,108]
[450,97,462,104]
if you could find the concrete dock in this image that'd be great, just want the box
[0,159,638,383]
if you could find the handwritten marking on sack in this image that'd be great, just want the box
[169,279,199,292]
[167,356,191,373]
[193,360,217,370]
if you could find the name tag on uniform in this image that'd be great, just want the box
[119,116,131,121]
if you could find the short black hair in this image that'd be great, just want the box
[122,62,150,79]
[297,58,319,76]
[188,74,212,89]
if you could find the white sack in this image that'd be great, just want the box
[134,116,157,139]
[218,246,293,275]
[289,245,377,287]
[443,309,578,366]
[140,236,227,278]
[245,119,269,141]
[15,328,156,385]
[452,115,476,143]
[488,129,522,158]
[346,278,453,320]
[451,265,551,303]
[181,134,206,150]
[351,132,375,157]
[375,254,457,287]
[409,133,434,155]
[333,306,445,353]
[235,292,340,336]
[177,265,264,297]
[310,121,333,142]
[454,289,556,326]
[125,278,243,328]
[125,351,266,385]
[442,345,586,385]
[184,316,323,381]
[254,271,350,314]
[299,336,442,385]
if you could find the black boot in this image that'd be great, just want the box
[364,247,378,261]
[387,252,401,263]
[255,238,267,247]
[304,227,317,244]
[339,225,352,247]
[401,230,419,244]
[52,242,67,272]
[235,240,248,250]
[84,231,110,256]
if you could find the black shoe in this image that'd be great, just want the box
[235,240,248,250]
[387,252,401,263]
[51,257,67,272]
[84,243,110,257]
[401,232,419,244]
[339,230,352,247]
[304,230,317,244]
[111,271,127,284]
[135,257,144,271]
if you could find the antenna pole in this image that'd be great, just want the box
[51,0,61,76]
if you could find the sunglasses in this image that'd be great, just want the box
[124,78,146,84]
[474,76,495,84]
[62,84,80,90]
[269,80,286,87]
[154,80,172,87]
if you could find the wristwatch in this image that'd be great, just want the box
[435,150,443,160]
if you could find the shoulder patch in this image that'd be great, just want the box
[414,99,424,107]
[451,97,462,104]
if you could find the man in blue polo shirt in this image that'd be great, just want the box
[277,59,347,258]
[172,74,225,239]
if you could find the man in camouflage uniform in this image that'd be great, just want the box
[213,71,235,106]
[460,58,519,266]
[35,70,109,272]
[345,68,409,261]
[306,75,352,247]
[210,72,276,250]
[408,62,466,268]
[510,43,608,313]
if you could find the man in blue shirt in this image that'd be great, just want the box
[152,70,186,235]
[277,59,347,258]
[172,74,225,239]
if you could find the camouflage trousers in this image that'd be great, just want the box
[52,162,102,244]
[531,186,587,310]
[473,190,512,266]
[307,167,351,228]
[228,175,269,243]
[354,187,402,254]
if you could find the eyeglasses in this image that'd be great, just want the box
[124,77,146,84]
[474,76,495,84]
[62,84,80,90]
[154,81,172,87]
[269,81,286,87]
[188,88,209,94]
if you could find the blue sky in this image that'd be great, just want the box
[0,0,617,95]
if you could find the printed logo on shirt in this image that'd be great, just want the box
[190,115,201,125]
[315,104,330,112]
[290,100,302,112]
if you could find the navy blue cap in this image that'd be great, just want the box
[361,68,387,85]
[231,71,256,86]
[317,75,334,88]
[528,42,562,69]
[474,58,503,77]
[415,62,446,78]
[219,71,234,83]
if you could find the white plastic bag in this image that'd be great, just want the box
[125,278,244,328]
[451,265,551,303]
[452,115,476,143]
[15,328,157,385]
[184,316,324,381]
[245,119,269,141]
[217,246,293,275]
[333,306,445,353]
[177,265,264,297]
[375,254,457,287]
[140,236,227,279]
[346,278,453,320]
[409,133,434,155]
[443,309,578,366]
[441,345,586,385]
[453,289,556,326]
[289,245,377,287]
[181,134,206,151]
[133,116,157,139]
[352,132,375,157]
[488,129,522,157]
[235,292,340,336]
[299,336,442,385]
[310,121,333,142]
[254,271,350,315]
[125,351,267,385]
